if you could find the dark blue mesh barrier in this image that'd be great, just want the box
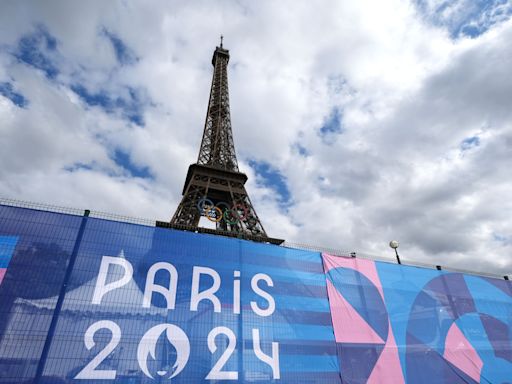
[0,205,339,383]
[2,204,511,383]
[0,205,83,383]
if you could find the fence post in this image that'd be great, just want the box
[34,209,90,382]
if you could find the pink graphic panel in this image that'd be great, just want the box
[443,323,483,381]
[322,253,405,383]
[367,320,405,384]
[326,279,384,344]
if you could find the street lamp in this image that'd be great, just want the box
[389,240,401,264]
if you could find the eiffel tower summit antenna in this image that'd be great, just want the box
[157,42,284,245]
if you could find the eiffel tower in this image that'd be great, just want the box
[157,38,283,245]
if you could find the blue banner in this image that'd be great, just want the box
[323,253,512,383]
[2,204,511,383]
[0,205,339,383]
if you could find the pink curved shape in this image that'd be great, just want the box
[443,323,483,382]
[367,320,405,383]
[326,279,385,344]
[0,268,6,285]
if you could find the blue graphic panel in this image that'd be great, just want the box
[0,206,339,383]
[395,270,512,383]
[0,236,18,269]
[323,253,512,383]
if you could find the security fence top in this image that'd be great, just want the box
[0,197,85,216]
[0,197,509,281]
[282,242,510,281]
[87,210,155,226]
[0,197,155,226]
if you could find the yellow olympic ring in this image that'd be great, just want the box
[205,206,223,222]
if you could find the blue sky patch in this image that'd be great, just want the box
[493,233,511,246]
[319,108,343,144]
[415,0,512,38]
[102,29,139,65]
[71,84,146,126]
[320,108,343,136]
[460,136,480,151]
[249,160,291,207]
[0,82,28,108]
[13,25,59,79]
[113,149,153,179]
[293,143,309,157]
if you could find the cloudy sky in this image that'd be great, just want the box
[1,0,511,275]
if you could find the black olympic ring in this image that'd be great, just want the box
[197,198,249,224]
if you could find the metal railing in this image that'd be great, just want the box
[1,197,510,281]
[0,197,155,226]
[282,241,510,280]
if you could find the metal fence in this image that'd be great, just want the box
[1,197,509,281]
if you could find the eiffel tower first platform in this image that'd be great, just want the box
[157,39,284,245]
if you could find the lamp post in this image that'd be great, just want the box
[389,240,401,264]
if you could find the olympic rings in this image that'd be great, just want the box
[196,198,250,225]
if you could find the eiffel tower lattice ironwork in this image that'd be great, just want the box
[158,39,283,245]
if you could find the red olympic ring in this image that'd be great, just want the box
[232,203,249,221]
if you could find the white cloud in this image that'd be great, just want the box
[0,0,511,275]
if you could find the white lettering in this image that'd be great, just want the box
[75,320,121,379]
[250,273,275,317]
[206,327,238,380]
[91,255,133,305]
[142,262,178,309]
[233,270,241,315]
[190,266,221,313]
[252,328,280,379]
